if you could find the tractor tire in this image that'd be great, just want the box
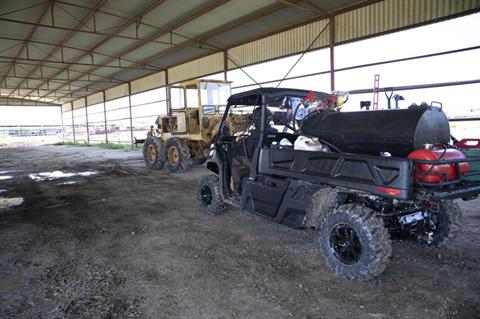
[196,175,224,216]
[319,203,392,281]
[142,137,164,170]
[427,200,463,246]
[163,137,192,173]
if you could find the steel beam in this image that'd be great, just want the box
[54,0,226,46]
[85,97,90,143]
[223,51,228,81]
[103,90,108,143]
[348,79,480,95]
[71,103,76,142]
[0,1,51,87]
[277,0,326,15]
[128,82,133,146]
[22,0,167,99]
[53,0,292,101]
[0,61,124,83]
[1,74,122,84]
[7,0,109,97]
[138,1,297,65]
[60,106,65,141]
[329,16,335,92]
[1,83,98,92]
[0,35,163,70]
[37,0,229,100]
[0,96,60,106]
[0,55,160,71]
[42,0,230,100]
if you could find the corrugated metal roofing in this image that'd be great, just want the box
[130,71,166,94]
[168,52,223,84]
[335,0,480,43]
[227,18,329,68]
[0,0,478,107]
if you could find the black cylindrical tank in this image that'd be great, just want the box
[300,105,450,157]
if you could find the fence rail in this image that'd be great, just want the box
[0,125,62,137]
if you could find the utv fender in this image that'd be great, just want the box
[206,161,219,174]
[205,146,222,174]
[304,188,343,228]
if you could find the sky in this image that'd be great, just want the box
[0,12,479,126]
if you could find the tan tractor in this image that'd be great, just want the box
[142,79,250,172]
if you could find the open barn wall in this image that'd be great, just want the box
[57,0,479,144]
[0,0,477,106]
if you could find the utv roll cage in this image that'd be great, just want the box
[213,88,331,198]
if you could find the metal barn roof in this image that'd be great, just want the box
[0,0,478,107]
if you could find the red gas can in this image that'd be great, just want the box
[408,148,469,183]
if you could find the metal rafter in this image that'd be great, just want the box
[0,59,124,82]
[0,96,60,106]
[0,0,51,88]
[0,7,225,49]
[4,83,98,92]
[21,0,168,99]
[84,0,382,95]
[277,0,326,15]
[303,0,329,16]
[0,35,206,66]
[0,55,160,71]
[2,74,121,84]
[53,0,224,49]
[38,0,230,100]
[7,0,108,97]
[53,0,299,101]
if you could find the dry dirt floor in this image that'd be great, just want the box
[0,146,479,319]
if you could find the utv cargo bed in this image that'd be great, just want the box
[258,147,412,199]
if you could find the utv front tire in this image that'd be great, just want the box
[319,204,392,281]
[164,137,192,173]
[142,137,164,170]
[196,175,224,216]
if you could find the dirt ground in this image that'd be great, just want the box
[0,146,479,319]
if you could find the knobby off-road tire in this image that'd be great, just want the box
[142,137,164,170]
[429,200,462,246]
[164,137,192,173]
[196,175,224,216]
[319,203,392,281]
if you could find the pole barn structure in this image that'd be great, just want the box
[0,0,478,143]
[1,2,480,318]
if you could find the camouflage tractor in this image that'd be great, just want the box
[142,79,251,172]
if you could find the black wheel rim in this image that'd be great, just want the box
[329,223,362,265]
[200,185,213,206]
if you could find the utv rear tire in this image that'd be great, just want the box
[428,200,462,246]
[164,137,192,173]
[196,175,224,216]
[319,203,392,281]
[142,137,164,170]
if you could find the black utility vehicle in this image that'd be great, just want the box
[196,88,480,280]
